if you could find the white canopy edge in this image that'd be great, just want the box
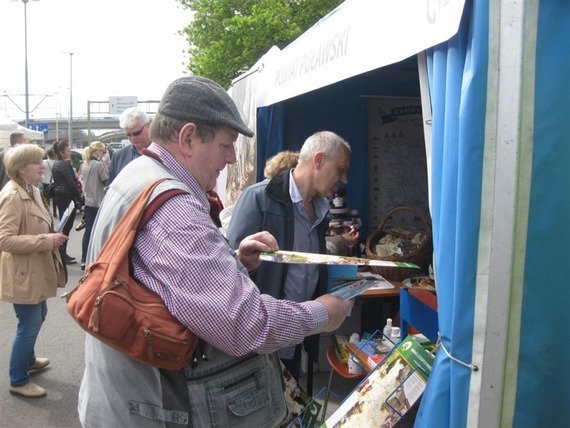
[0,117,45,149]
[256,0,466,108]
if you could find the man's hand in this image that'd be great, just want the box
[341,227,360,248]
[315,294,355,332]
[237,231,279,272]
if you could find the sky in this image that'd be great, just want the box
[0,0,192,123]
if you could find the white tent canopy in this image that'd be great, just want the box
[0,117,45,149]
[256,0,466,108]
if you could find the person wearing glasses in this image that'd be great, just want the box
[106,107,152,185]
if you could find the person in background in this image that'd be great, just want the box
[262,150,359,256]
[78,76,353,427]
[219,150,302,236]
[52,141,81,265]
[227,131,359,382]
[78,141,108,271]
[263,150,300,180]
[41,149,57,217]
[0,133,26,189]
[107,107,152,185]
[0,144,67,398]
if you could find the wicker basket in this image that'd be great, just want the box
[365,206,432,281]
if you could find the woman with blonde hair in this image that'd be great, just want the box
[79,141,108,270]
[0,144,67,398]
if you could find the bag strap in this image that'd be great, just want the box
[92,178,178,284]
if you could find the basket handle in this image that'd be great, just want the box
[375,206,431,235]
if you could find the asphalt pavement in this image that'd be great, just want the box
[0,217,85,428]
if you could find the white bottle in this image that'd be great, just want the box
[390,326,401,344]
[348,333,364,375]
[383,318,393,346]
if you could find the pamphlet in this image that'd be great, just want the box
[328,274,395,300]
[282,362,322,428]
[56,200,75,233]
[347,336,394,372]
[323,335,435,428]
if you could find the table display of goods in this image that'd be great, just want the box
[365,206,433,280]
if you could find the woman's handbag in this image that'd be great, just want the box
[62,179,198,371]
[44,180,55,198]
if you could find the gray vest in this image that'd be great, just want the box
[79,155,287,428]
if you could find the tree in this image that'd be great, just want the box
[177,0,344,88]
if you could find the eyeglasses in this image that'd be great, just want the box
[126,123,148,138]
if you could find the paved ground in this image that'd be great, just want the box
[0,217,358,427]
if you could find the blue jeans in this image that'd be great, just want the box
[10,301,47,387]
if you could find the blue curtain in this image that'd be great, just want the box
[416,1,489,426]
[514,1,570,426]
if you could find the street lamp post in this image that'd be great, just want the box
[15,0,40,128]
[64,52,77,146]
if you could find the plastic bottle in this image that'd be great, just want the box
[347,333,364,375]
[383,318,393,346]
[390,326,401,344]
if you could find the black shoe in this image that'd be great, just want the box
[64,256,77,265]
[81,262,86,271]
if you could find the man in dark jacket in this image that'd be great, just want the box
[227,131,352,383]
[107,108,151,185]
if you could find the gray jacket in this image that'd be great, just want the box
[78,155,286,428]
[227,170,329,360]
[227,169,329,300]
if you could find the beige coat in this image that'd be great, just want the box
[0,181,66,304]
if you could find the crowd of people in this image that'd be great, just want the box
[0,75,361,427]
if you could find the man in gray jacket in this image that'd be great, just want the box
[227,131,353,383]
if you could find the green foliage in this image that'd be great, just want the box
[177,0,344,88]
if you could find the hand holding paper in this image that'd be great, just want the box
[56,200,75,233]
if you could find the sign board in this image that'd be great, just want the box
[28,122,49,133]
[109,96,138,114]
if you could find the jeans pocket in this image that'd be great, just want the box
[187,354,287,428]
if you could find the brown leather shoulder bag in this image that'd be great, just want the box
[63,178,198,371]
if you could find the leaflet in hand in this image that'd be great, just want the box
[329,278,380,300]
[56,200,75,232]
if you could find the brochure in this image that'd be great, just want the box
[56,200,75,233]
[328,278,380,300]
[259,250,419,269]
[347,336,394,372]
[323,335,434,428]
[328,274,395,300]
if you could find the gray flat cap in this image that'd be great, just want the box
[158,76,254,137]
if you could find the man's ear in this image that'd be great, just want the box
[178,122,198,156]
[314,152,326,169]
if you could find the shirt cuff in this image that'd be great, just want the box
[302,300,329,336]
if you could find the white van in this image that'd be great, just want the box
[107,140,131,151]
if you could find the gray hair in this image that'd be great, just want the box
[298,131,351,165]
[119,107,149,129]
[3,144,45,180]
[150,112,217,146]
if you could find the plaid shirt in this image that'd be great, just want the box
[130,144,328,356]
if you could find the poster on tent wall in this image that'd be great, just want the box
[368,97,429,229]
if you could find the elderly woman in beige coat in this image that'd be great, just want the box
[0,144,67,398]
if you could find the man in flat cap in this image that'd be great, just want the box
[78,76,353,427]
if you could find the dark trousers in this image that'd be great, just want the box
[54,194,77,256]
[81,206,98,262]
